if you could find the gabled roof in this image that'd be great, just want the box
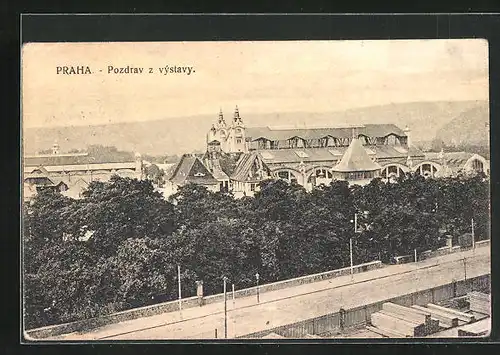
[169,154,219,186]
[424,151,483,168]
[230,152,271,182]
[332,138,382,172]
[27,166,50,175]
[245,124,406,142]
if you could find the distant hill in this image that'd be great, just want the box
[23,100,486,156]
[434,102,489,146]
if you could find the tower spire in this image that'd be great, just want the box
[217,108,226,127]
[234,105,240,122]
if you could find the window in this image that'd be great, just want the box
[295,151,309,158]
[278,171,290,179]
[472,159,484,172]
[194,172,206,177]
[328,149,342,156]
[250,183,256,192]
[236,138,242,144]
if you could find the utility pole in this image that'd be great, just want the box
[223,276,228,339]
[350,213,358,280]
[177,265,182,316]
[471,218,475,249]
[463,257,467,281]
[349,238,354,280]
[232,284,235,309]
[255,273,260,303]
[414,249,417,263]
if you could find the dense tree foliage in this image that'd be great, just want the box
[23,173,490,329]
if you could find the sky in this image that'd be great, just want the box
[22,39,489,129]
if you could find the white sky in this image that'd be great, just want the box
[22,39,489,128]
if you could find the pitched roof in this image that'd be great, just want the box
[245,124,406,142]
[230,152,272,182]
[23,162,137,174]
[424,151,477,168]
[332,138,382,172]
[169,154,219,186]
[23,152,135,167]
[255,145,423,165]
[209,160,230,181]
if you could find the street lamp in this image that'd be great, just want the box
[223,276,228,339]
[471,217,475,249]
[349,212,362,280]
[255,273,260,303]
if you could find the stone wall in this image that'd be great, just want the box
[25,260,382,339]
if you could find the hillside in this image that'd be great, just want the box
[23,100,486,156]
[434,102,489,146]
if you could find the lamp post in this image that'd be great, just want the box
[177,265,182,316]
[232,283,235,309]
[463,257,467,281]
[223,276,228,339]
[255,273,260,303]
[349,212,362,280]
[471,217,475,249]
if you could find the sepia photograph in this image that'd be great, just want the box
[21,39,491,341]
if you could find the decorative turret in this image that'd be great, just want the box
[406,154,413,169]
[217,108,226,128]
[233,105,244,126]
[404,125,412,147]
[52,142,60,155]
[438,148,445,166]
[332,136,381,185]
[135,152,143,179]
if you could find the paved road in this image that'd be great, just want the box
[50,246,490,340]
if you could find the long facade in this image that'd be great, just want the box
[198,107,490,197]
[23,143,143,201]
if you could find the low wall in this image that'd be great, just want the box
[26,260,382,339]
[475,239,490,248]
[417,241,489,262]
[202,260,382,307]
[240,274,490,339]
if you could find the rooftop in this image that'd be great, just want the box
[245,124,406,142]
[332,138,382,172]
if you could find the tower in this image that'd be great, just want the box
[216,108,227,129]
[230,105,246,153]
[52,142,60,155]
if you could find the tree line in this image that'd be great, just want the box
[23,173,490,329]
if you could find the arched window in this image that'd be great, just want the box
[276,170,298,184]
[415,163,438,178]
[308,168,333,186]
[471,159,484,173]
[381,165,406,179]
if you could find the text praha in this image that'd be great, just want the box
[56,65,196,75]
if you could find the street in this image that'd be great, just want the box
[48,246,490,340]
